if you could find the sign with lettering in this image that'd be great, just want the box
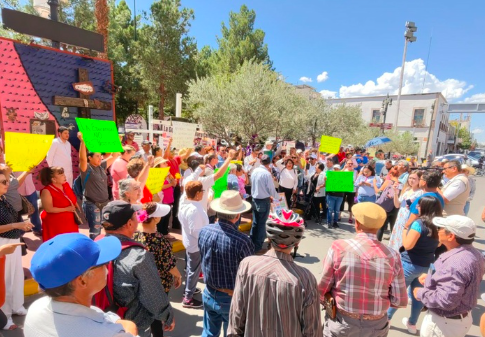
[318,135,342,154]
[76,118,123,153]
[145,167,170,195]
[5,132,54,171]
[171,121,197,150]
[72,81,95,95]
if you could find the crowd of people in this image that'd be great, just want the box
[0,127,483,337]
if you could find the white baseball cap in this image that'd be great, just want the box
[296,149,302,154]
[432,215,476,240]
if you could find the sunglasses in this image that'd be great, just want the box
[0,179,9,186]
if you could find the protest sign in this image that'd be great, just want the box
[264,150,273,161]
[325,171,354,192]
[5,132,54,171]
[76,118,123,153]
[368,148,376,157]
[171,121,197,150]
[212,168,229,199]
[318,135,342,154]
[271,192,288,213]
[284,141,295,152]
[145,167,170,195]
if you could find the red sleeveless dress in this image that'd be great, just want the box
[41,183,79,242]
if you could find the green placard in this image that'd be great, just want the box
[212,168,230,199]
[325,171,354,192]
[76,118,123,153]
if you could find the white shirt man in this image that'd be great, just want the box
[244,145,262,176]
[46,126,73,186]
[179,180,209,307]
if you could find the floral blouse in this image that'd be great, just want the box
[133,231,177,293]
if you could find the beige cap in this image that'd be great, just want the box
[351,202,387,229]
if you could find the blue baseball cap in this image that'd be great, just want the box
[31,233,122,289]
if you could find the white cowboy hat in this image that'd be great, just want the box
[210,190,251,215]
[461,164,476,175]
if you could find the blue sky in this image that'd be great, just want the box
[136,1,483,141]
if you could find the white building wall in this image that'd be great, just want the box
[328,93,450,159]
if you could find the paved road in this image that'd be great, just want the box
[6,177,485,336]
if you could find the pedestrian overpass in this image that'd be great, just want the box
[447,103,485,113]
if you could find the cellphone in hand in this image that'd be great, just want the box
[406,199,412,206]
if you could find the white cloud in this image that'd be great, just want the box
[299,76,312,83]
[317,71,329,83]
[339,59,473,101]
[460,92,485,103]
[472,128,483,134]
[319,89,338,98]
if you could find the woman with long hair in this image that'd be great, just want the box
[354,164,380,203]
[39,167,79,242]
[387,195,442,334]
[375,166,400,241]
[339,160,357,223]
[0,171,33,330]
[310,163,326,224]
[388,170,423,251]
[276,157,298,207]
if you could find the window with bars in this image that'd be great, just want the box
[413,108,425,126]
[371,109,381,123]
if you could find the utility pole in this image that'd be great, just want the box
[394,21,417,131]
[380,93,392,135]
[47,0,60,48]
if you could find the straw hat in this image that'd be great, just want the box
[153,157,168,167]
[210,190,251,215]
[461,164,476,175]
[351,202,386,229]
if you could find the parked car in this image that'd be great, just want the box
[435,153,479,167]
[468,150,484,158]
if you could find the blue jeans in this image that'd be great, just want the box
[464,201,470,216]
[202,287,232,337]
[82,199,108,239]
[250,198,270,252]
[357,194,376,203]
[25,192,41,232]
[387,260,428,325]
[327,195,343,224]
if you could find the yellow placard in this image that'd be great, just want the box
[145,167,170,195]
[5,132,54,171]
[318,135,342,154]
[230,160,243,165]
[368,148,376,157]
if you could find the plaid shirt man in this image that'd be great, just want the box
[319,232,407,316]
[198,219,255,290]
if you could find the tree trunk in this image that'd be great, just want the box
[158,82,165,120]
[95,0,109,59]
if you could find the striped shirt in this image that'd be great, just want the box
[417,244,485,317]
[319,232,407,316]
[228,249,323,337]
[198,219,255,290]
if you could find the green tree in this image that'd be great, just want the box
[187,61,304,145]
[135,0,198,119]
[200,5,271,76]
[107,0,145,122]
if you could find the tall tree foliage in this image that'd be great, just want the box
[199,5,271,76]
[107,0,145,122]
[135,0,198,119]
[188,61,311,145]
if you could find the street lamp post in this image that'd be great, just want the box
[380,93,392,135]
[394,21,417,131]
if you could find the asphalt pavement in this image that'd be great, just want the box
[5,177,485,337]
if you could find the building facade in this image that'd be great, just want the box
[327,93,455,160]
